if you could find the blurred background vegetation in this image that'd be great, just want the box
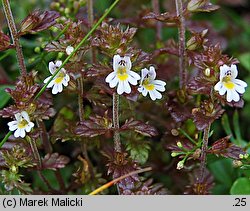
[0,0,250,194]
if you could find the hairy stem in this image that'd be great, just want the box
[27,136,42,167]
[77,77,85,121]
[152,0,162,41]
[77,78,95,178]
[2,0,27,76]
[199,123,211,184]
[87,0,96,63]
[36,120,52,153]
[36,120,66,192]
[175,0,187,89]
[113,93,121,152]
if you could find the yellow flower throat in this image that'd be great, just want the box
[143,78,155,91]
[18,119,28,129]
[54,72,65,84]
[117,67,128,81]
[222,76,235,90]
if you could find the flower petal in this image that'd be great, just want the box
[52,84,59,94]
[55,60,62,67]
[49,61,55,74]
[234,79,247,88]
[128,74,138,85]
[123,80,131,94]
[140,68,149,84]
[142,88,148,97]
[214,81,222,91]
[117,81,124,95]
[109,76,119,88]
[154,84,165,92]
[219,64,229,80]
[219,86,226,95]
[105,71,116,83]
[44,76,52,84]
[152,89,162,99]
[234,84,246,94]
[15,113,23,122]
[57,83,63,93]
[20,129,26,138]
[149,66,156,80]
[149,90,156,101]
[26,122,35,132]
[124,56,132,71]
[14,129,21,138]
[113,55,121,72]
[230,64,238,79]
[21,111,30,122]
[153,79,166,87]
[231,89,240,102]
[8,121,18,131]
[138,86,143,93]
[129,71,140,81]
[226,89,233,102]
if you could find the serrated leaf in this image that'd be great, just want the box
[126,140,150,164]
[208,136,246,160]
[42,153,70,170]
[230,177,250,194]
[121,119,158,137]
[75,115,112,138]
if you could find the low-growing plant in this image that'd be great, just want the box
[0,0,249,195]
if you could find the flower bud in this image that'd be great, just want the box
[171,129,179,136]
[233,160,243,168]
[34,46,41,53]
[186,36,198,51]
[239,154,244,159]
[177,160,185,170]
[58,52,64,59]
[10,165,18,173]
[177,141,183,148]
[171,152,179,157]
[204,68,210,77]
[66,46,74,55]
[187,0,206,12]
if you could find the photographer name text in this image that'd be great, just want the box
[1,197,84,208]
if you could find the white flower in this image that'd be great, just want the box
[43,60,70,95]
[105,55,140,95]
[138,66,166,101]
[66,46,74,55]
[7,111,34,138]
[214,64,247,102]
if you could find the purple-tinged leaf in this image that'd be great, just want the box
[42,153,70,170]
[75,115,112,138]
[121,119,158,137]
[19,10,60,36]
[208,136,246,160]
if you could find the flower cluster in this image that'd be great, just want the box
[105,55,166,100]
[214,64,247,102]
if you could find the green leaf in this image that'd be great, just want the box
[230,177,250,194]
[126,139,150,165]
[239,53,250,71]
[0,85,14,109]
[208,158,234,188]
[221,114,236,144]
